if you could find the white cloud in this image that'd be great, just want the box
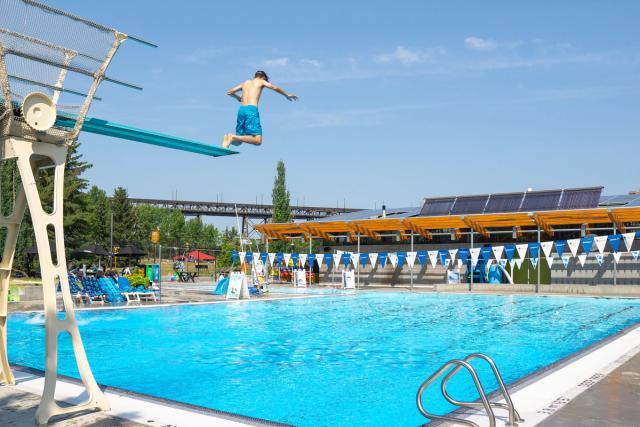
[376,46,445,64]
[464,36,498,51]
[177,47,229,64]
[263,57,290,67]
[300,58,323,68]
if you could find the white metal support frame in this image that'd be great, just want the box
[0,136,109,424]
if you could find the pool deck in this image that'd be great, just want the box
[3,282,640,426]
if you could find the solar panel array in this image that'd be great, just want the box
[419,187,604,217]
[599,194,640,207]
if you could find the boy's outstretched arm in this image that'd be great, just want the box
[227,83,243,102]
[264,81,298,101]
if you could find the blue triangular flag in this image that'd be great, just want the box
[528,243,540,261]
[261,252,268,264]
[360,253,368,268]
[417,250,427,266]
[581,236,594,256]
[291,253,299,266]
[231,250,238,265]
[342,252,351,267]
[379,252,388,268]
[246,251,253,263]
[308,253,316,266]
[439,249,448,266]
[276,252,283,265]
[608,234,622,253]
[481,246,493,261]
[554,240,566,258]
[458,248,470,264]
[504,244,516,262]
[325,254,332,268]
[397,252,406,267]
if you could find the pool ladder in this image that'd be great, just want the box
[416,353,524,427]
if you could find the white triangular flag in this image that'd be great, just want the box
[448,249,458,262]
[545,255,555,268]
[368,253,378,268]
[299,253,308,266]
[457,259,463,269]
[613,252,622,264]
[351,253,359,268]
[428,251,439,268]
[316,253,324,268]
[577,254,587,267]
[469,248,480,267]
[594,236,607,255]
[595,254,604,266]
[283,253,291,266]
[531,258,538,268]
[623,232,635,252]
[509,259,517,269]
[333,253,341,268]
[567,239,580,257]
[540,241,554,259]
[239,252,246,264]
[499,259,507,269]
[515,258,523,269]
[632,250,639,261]
[561,255,571,268]
[516,244,528,261]
[486,259,493,269]
[268,253,275,266]
[492,246,504,261]
[407,252,417,268]
[444,259,451,269]
[389,253,398,268]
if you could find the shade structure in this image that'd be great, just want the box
[188,250,215,261]
[75,244,109,257]
[26,240,56,255]
[115,245,146,257]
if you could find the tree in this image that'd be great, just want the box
[111,187,135,246]
[86,186,111,247]
[270,160,292,252]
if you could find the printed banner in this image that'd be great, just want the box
[439,250,449,266]
[360,253,369,268]
[469,248,480,267]
[397,252,407,268]
[594,236,607,255]
[540,241,554,259]
[406,252,417,268]
[567,239,580,257]
[448,249,458,262]
[581,236,594,256]
[595,254,604,266]
[368,252,378,268]
[458,248,470,264]
[632,250,639,261]
[623,232,635,252]
[492,245,504,261]
[554,240,567,258]
[481,246,493,261]
[577,254,587,267]
[608,234,622,253]
[379,252,388,268]
[561,255,571,268]
[516,244,528,261]
[504,244,516,262]
[417,251,427,267]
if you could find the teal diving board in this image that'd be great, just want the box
[55,113,238,157]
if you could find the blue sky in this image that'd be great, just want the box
[48,1,639,224]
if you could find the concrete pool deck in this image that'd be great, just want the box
[3,284,640,426]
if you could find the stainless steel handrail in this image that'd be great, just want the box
[441,353,524,427]
[416,359,495,427]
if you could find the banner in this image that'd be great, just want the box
[406,251,417,268]
[283,253,291,266]
[299,253,307,266]
[577,254,587,267]
[581,236,594,256]
[632,250,639,261]
[232,250,238,265]
[516,244,528,261]
[261,252,268,265]
[360,253,369,268]
[239,251,246,265]
[595,254,604,266]
[341,252,351,267]
[316,253,324,268]
[593,236,607,255]
[397,252,407,268]
[351,253,359,268]
[246,252,253,263]
[291,253,299,267]
[608,234,622,253]
[492,246,504,261]
[276,252,283,265]
[458,248,470,264]
[561,255,571,268]
[540,241,553,259]
[545,255,555,268]
[332,253,341,268]
[623,232,635,252]
[504,244,516,262]
[439,250,449,266]
[509,259,517,269]
[417,250,427,267]
[469,248,480,267]
[567,239,580,257]
[448,249,458,262]
[515,258,523,269]
[613,252,622,264]
[308,253,316,267]
[368,252,378,268]
[481,246,493,261]
[554,240,567,258]
[530,257,538,269]
[389,253,398,268]
[379,252,388,268]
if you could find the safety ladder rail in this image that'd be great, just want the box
[416,353,523,427]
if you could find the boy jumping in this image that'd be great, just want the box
[222,70,298,148]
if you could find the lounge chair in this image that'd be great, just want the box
[79,276,106,304]
[118,277,157,302]
[97,277,125,303]
[116,277,141,302]
[67,273,90,304]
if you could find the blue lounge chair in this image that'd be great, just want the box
[67,273,90,304]
[98,277,125,303]
[79,276,106,304]
[118,277,156,301]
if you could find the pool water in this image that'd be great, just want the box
[8,293,640,426]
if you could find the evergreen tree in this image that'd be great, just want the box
[271,160,292,224]
[111,187,135,246]
[86,185,111,247]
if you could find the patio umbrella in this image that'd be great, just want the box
[115,245,147,257]
[75,243,109,257]
[26,240,56,255]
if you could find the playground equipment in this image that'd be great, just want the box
[0,1,236,424]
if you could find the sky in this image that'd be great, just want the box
[46,1,640,227]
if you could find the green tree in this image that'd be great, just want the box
[111,187,135,245]
[270,160,292,252]
[217,227,239,268]
[86,185,111,247]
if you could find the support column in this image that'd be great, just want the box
[356,232,361,289]
[469,231,474,292]
[537,226,541,293]
[410,232,414,291]
[612,223,617,286]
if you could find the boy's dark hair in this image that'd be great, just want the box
[254,70,269,82]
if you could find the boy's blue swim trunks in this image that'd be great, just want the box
[235,105,262,136]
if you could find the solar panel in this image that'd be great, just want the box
[520,190,562,212]
[420,197,456,216]
[558,187,603,210]
[450,195,489,215]
[484,192,525,214]
[626,196,640,207]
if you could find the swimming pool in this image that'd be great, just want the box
[8,293,640,426]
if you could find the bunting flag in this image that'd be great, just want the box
[325,254,333,268]
[481,246,493,261]
[360,253,369,268]
[261,252,268,265]
[232,250,238,264]
[492,245,504,261]
[332,253,341,268]
[540,241,554,259]
[283,253,291,266]
[623,232,635,252]
[457,259,463,269]
[417,251,427,267]
[438,250,449,266]
[567,239,580,257]
[613,252,622,264]
[504,244,516,262]
[554,240,567,258]
[299,253,307,267]
[397,252,407,268]
[469,248,480,267]
[515,258,523,269]
[389,253,398,268]
[368,252,378,268]
[608,234,622,253]
[246,252,253,263]
[632,250,639,261]
[545,255,555,268]
[516,244,528,261]
[593,236,607,255]
[581,235,594,256]
[379,252,388,268]
[509,259,517,269]
[428,251,439,268]
[316,253,324,267]
[528,243,540,264]
[341,252,351,267]
[268,252,276,266]
[530,257,538,269]
[351,253,359,268]
[577,254,587,267]
[444,258,451,269]
[458,248,470,264]
[561,255,571,268]
[448,249,458,263]
[406,252,417,268]
[308,253,316,267]
[595,254,604,266]
[276,252,283,265]
[291,253,299,267]
[499,259,507,269]
[239,252,246,264]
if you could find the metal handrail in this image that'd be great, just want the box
[416,359,495,427]
[441,353,523,427]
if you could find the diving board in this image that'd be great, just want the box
[56,113,238,157]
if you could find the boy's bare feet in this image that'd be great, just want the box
[222,134,231,148]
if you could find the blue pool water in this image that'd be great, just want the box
[8,293,640,426]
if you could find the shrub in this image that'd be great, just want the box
[127,274,149,289]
